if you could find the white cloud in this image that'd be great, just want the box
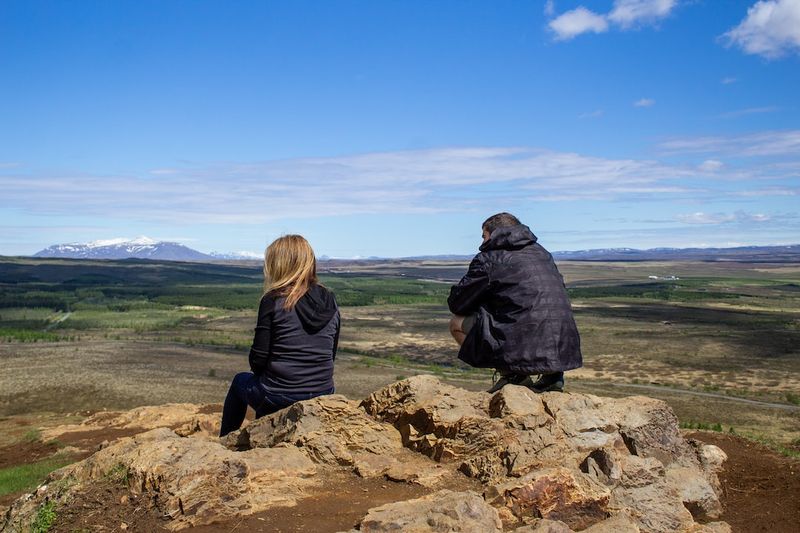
[0,147,699,223]
[698,159,724,172]
[544,0,556,17]
[2,132,797,226]
[717,106,779,119]
[548,7,608,40]
[723,0,800,58]
[677,211,771,225]
[732,187,798,197]
[548,0,678,40]
[609,0,678,28]
[721,76,738,84]
[579,109,605,119]
[659,130,800,157]
[634,98,656,107]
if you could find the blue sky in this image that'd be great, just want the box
[1,0,799,257]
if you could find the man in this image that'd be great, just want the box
[448,212,582,393]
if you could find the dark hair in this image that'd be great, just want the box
[482,212,521,235]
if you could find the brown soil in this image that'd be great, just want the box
[51,470,475,533]
[55,426,146,451]
[689,431,800,533]
[52,482,170,533]
[0,440,63,470]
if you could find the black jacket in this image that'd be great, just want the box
[447,224,582,374]
[249,284,340,394]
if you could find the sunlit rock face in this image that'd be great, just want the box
[2,375,727,533]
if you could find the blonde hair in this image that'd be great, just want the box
[263,235,318,310]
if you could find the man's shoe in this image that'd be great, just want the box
[529,373,564,393]
[487,373,532,393]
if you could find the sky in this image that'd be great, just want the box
[1,0,799,258]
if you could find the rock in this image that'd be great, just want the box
[687,522,732,533]
[222,394,442,481]
[3,376,730,533]
[363,376,566,481]
[355,490,503,532]
[666,466,723,520]
[511,518,574,532]
[581,512,641,532]
[609,477,694,533]
[486,467,611,530]
[41,403,221,442]
[65,427,316,530]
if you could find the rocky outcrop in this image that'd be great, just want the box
[2,375,728,532]
[346,490,503,532]
[40,403,221,443]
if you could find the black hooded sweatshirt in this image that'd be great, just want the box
[248,284,340,394]
[447,224,582,374]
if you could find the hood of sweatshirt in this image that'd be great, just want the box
[295,284,338,334]
[479,224,538,252]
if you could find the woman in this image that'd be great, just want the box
[219,235,340,437]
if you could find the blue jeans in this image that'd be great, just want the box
[219,372,333,437]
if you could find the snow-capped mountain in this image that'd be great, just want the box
[34,237,214,261]
[208,250,263,260]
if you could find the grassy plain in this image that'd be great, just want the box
[0,256,798,455]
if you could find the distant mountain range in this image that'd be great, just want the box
[551,244,800,262]
[31,238,800,263]
[33,237,260,261]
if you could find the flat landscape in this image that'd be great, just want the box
[1,255,799,522]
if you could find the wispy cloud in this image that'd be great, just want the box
[659,129,800,157]
[717,106,779,119]
[578,109,605,119]
[2,133,797,227]
[676,210,771,225]
[548,0,678,40]
[730,187,799,197]
[722,0,800,59]
[698,159,724,172]
[634,98,656,107]
[608,0,678,28]
[721,76,738,84]
[0,147,696,223]
[544,0,556,17]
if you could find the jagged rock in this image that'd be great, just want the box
[510,514,640,533]
[486,467,611,530]
[3,375,729,533]
[78,427,316,529]
[666,466,723,520]
[511,518,574,532]
[581,512,641,532]
[353,490,503,532]
[41,403,221,442]
[221,394,446,483]
[4,427,318,531]
[687,522,732,533]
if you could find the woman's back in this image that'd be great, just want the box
[258,284,339,393]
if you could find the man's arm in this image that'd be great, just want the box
[331,312,340,361]
[249,295,276,375]
[447,255,491,316]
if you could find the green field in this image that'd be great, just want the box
[0,256,798,453]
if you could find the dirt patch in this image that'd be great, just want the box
[689,431,800,533]
[0,440,64,470]
[193,472,441,533]
[52,482,170,533]
[197,403,223,415]
[48,470,473,533]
